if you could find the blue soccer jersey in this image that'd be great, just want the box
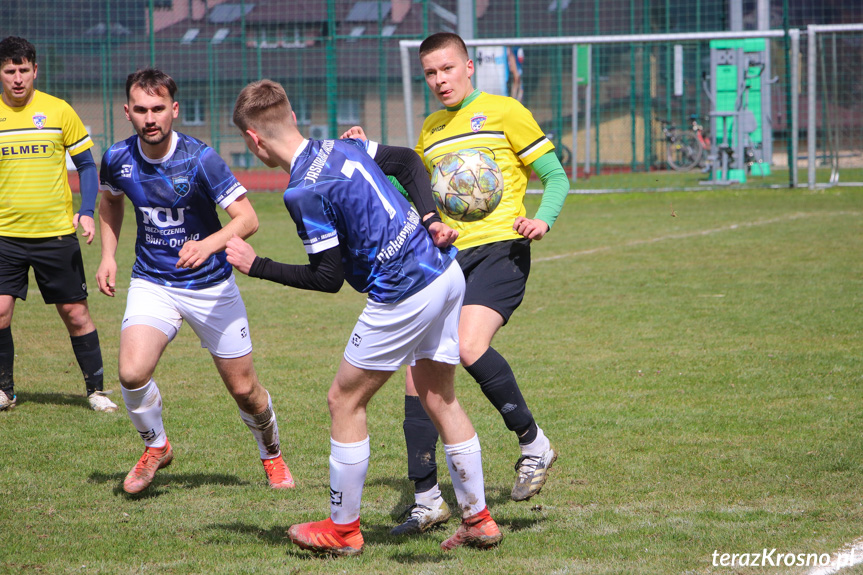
[285,138,456,303]
[100,131,246,289]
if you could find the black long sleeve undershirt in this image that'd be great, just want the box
[372,144,442,229]
[247,144,439,293]
[247,246,344,293]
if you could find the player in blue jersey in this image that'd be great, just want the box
[341,33,566,537]
[96,69,294,495]
[226,79,501,555]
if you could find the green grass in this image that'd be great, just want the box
[2,186,862,574]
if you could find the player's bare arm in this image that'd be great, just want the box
[176,195,259,269]
[96,191,125,296]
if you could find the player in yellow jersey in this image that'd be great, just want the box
[390,32,569,534]
[0,36,116,413]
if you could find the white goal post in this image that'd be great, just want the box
[806,23,863,188]
[398,28,860,188]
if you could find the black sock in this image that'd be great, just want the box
[403,395,439,494]
[70,330,104,395]
[464,346,538,445]
[0,326,14,398]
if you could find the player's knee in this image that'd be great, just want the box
[326,387,342,417]
[414,392,445,419]
[117,363,151,390]
[0,298,14,327]
[459,342,486,367]
[227,384,255,406]
[327,385,366,420]
[57,302,95,334]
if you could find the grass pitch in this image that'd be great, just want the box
[1,184,862,574]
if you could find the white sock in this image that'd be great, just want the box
[239,392,281,459]
[121,378,166,448]
[520,426,551,457]
[329,436,370,525]
[415,484,443,509]
[443,434,486,518]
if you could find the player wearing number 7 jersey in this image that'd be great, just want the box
[228,79,502,555]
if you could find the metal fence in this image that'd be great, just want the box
[1,0,861,190]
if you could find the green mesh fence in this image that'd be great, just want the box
[1,0,861,190]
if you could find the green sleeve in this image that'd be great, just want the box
[530,151,570,230]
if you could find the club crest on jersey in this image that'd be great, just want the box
[32,113,47,129]
[470,113,487,133]
[172,176,190,197]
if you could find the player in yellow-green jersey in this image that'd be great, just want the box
[0,36,116,413]
[391,32,569,535]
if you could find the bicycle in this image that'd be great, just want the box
[660,116,711,171]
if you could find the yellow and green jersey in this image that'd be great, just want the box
[0,90,93,238]
[416,90,554,250]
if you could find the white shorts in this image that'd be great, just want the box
[344,261,465,371]
[122,276,253,359]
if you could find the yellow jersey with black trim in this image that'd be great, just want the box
[415,91,553,250]
[0,90,93,238]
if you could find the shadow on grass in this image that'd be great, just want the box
[498,514,544,533]
[211,521,452,565]
[208,521,291,547]
[367,476,548,536]
[88,470,249,499]
[13,391,93,410]
[387,550,452,565]
[370,476,518,519]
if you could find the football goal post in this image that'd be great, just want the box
[399,28,863,189]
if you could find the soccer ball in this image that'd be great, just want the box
[430,149,504,222]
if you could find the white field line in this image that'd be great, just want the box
[534,211,861,264]
[535,208,863,575]
[808,538,863,575]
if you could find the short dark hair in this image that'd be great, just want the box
[125,68,177,101]
[419,32,468,61]
[233,79,293,134]
[0,36,37,67]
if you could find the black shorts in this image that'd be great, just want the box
[0,234,89,304]
[456,238,531,325]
